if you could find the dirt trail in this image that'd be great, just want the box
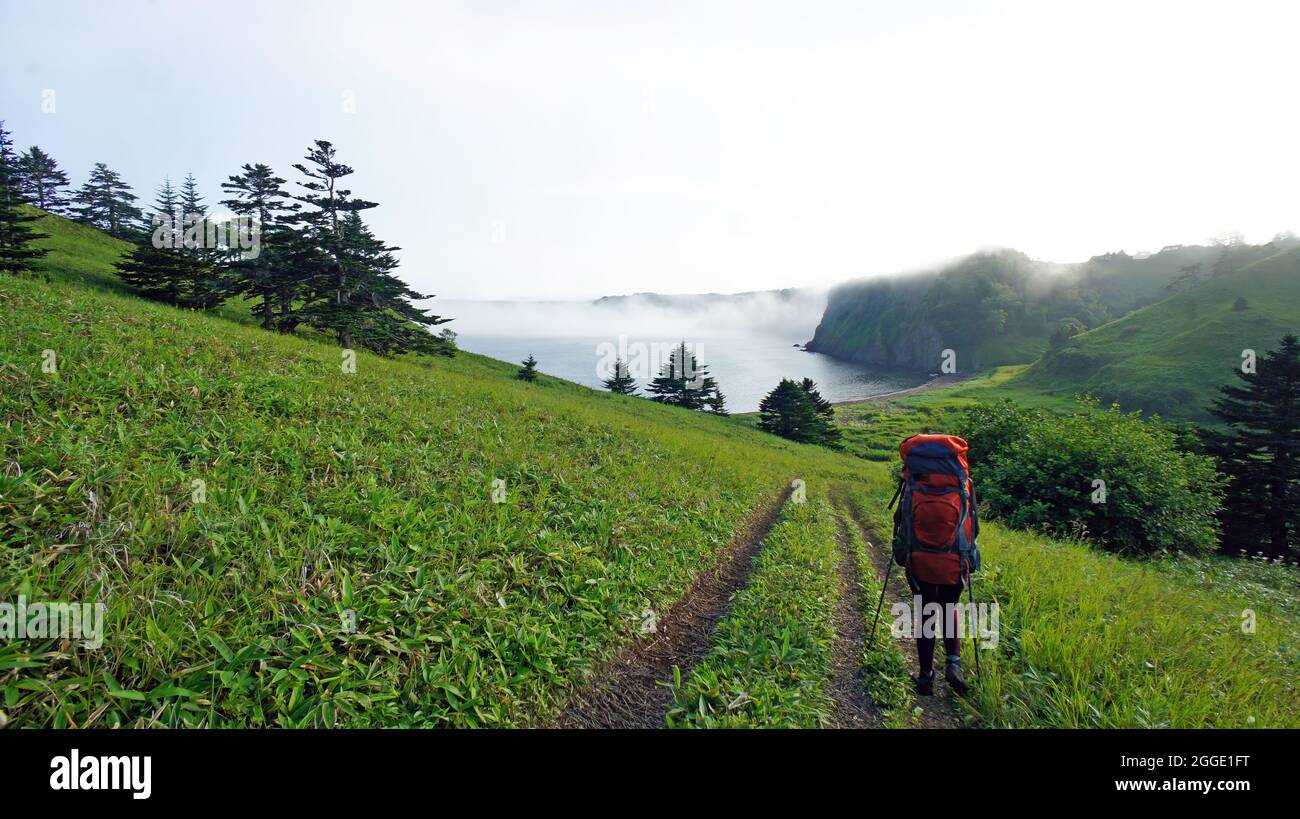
[836,494,965,729]
[829,514,880,728]
[555,483,794,729]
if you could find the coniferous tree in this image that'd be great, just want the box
[330,210,452,355]
[291,140,377,349]
[705,385,729,416]
[1209,334,1300,557]
[517,354,539,382]
[602,358,638,395]
[646,342,718,410]
[0,122,49,274]
[114,239,223,308]
[179,173,206,219]
[758,379,822,442]
[799,377,841,446]
[290,140,450,354]
[272,225,329,334]
[73,162,144,239]
[175,172,218,264]
[115,174,223,308]
[16,146,71,213]
[220,163,301,329]
[152,176,180,221]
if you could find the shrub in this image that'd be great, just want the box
[959,400,1224,555]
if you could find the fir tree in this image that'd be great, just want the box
[517,354,539,382]
[73,162,144,239]
[220,163,300,329]
[646,342,718,410]
[758,379,822,442]
[114,236,224,309]
[1209,334,1300,557]
[290,140,451,355]
[152,176,180,221]
[329,211,452,355]
[291,140,377,350]
[601,358,638,395]
[179,173,206,218]
[16,146,71,213]
[0,122,49,274]
[705,385,729,416]
[175,172,217,264]
[799,377,841,446]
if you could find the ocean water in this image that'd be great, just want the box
[454,333,924,413]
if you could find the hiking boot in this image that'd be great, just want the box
[945,662,969,695]
[915,671,934,696]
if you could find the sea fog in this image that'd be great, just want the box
[436,290,924,413]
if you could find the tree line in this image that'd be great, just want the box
[0,121,453,358]
[584,342,729,415]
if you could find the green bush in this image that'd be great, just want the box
[959,400,1224,554]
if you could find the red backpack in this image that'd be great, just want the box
[890,434,981,585]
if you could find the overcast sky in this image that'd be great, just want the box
[4,0,1298,299]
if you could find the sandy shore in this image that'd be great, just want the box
[832,373,973,407]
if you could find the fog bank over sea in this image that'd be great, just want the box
[438,289,925,413]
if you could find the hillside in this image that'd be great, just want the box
[1015,243,1300,420]
[806,244,1232,373]
[1,216,1296,728]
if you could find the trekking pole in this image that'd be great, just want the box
[866,559,894,656]
[966,566,981,680]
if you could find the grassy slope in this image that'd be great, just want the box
[1013,246,1300,421]
[834,366,1084,461]
[2,224,873,726]
[845,486,1300,728]
[25,207,132,292]
[666,493,843,728]
[3,217,1297,728]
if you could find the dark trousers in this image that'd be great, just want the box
[909,575,964,675]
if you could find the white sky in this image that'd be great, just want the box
[3,0,1298,299]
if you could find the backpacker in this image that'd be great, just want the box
[890,434,981,586]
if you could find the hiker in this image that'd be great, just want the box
[890,434,981,697]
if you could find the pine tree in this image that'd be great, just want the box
[114,236,224,309]
[799,377,841,446]
[758,379,822,442]
[16,146,71,213]
[1209,334,1300,557]
[179,173,206,219]
[220,163,300,329]
[290,140,451,355]
[601,358,638,395]
[0,122,49,274]
[291,140,376,350]
[73,162,144,239]
[152,176,180,220]
[705,385,729,416]
[328,211,452,355]
[646,342,718,410]
[517,354,539,382]
[174,172,218,264]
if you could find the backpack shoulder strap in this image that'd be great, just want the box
[887,477,906,510]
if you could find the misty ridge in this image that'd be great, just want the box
[806,236,1300,372]
[439,287,829,340]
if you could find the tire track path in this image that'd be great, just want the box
[836,491,965,729]
[829,512,879,728]
[556,483,794,728]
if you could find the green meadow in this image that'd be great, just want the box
[1,211,1296,727]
